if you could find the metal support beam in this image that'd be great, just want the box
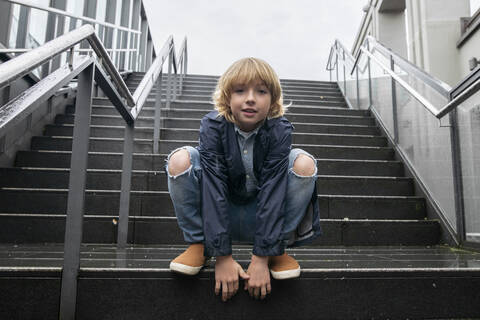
[117,122,134,248]
[15,6,30,49]
[59,62,94,320]
[139,19,147,71]
[0,1,13,47]
[43,0,67,76]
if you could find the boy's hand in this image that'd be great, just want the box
[215,255,250,302]
[244,255,271,300]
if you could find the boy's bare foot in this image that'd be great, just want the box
[268,252,301,280]
[169,243,206,275]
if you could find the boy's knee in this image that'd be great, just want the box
[168,149,191,176]
[292,154,316,177]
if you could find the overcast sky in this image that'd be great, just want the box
[142,0,480,81]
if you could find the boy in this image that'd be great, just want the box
[166,57,321,301]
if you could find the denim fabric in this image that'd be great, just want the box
[166,146,317,246]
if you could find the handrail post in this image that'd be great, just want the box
[356,66,360,109]
[166,49,173,109]
[390,55,399,144]
[153,72,163,154]
[59,63,94,320]
[367,41,373,108]
[342,49,347,96]
[335,43,339,84]
[117,122,135,249]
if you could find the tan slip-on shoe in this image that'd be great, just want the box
[268,252,301,280]
[169,244,206,275]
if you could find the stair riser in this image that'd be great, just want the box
[2,271,478,320]
[30,138,394,160]
[56,114,375,126]
[92,98,347,109]
[3,269,479,320]
[133,88,344,97]
[0,214,439,245]
[72,104,370,117]
[44,126,387,147]
[15,151,404,176]
[147,84,342,93]
[0,169,413,196]
[128,79,339,88]
[128,92,345,103]
[0,190,424,219]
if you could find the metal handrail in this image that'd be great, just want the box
[365,36,451,97]
[4,0,141,34]
[0,48,139,54]
[328,36,480,119]
[132,35,174,119]
[0,24,135,107]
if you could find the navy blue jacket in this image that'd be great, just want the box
[198,111,321,257]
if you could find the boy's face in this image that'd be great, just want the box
[229,79,272,132]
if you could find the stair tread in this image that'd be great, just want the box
[0,244,478,274]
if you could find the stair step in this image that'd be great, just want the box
[0,168,413,196]
[0,211,439,245]
[127,92,346,103]
[15,150,404,176]
[55,113,375,127]
[1,243,478,320]
[43,125,387,147]
[0,187,426,219]
[30,137,394,160]
[69,105,369,118]
[89,100,366,116]
[149,83,342,93]
[137,88,344,97]
[92,97,348,109]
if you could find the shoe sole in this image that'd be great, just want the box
[270,267,301,280]
[169,262,203,275]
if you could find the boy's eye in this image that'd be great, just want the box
[259,89,267,94]
[234,89,244,93]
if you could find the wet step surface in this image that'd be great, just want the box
[1,244,479,271]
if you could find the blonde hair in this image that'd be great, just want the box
[213,57,285,123]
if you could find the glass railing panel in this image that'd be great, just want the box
[345,58,358,109]
[369,50,394,135]
[394,79,457,230]
[390,58,449,113]
[457,90,480,242]
[357,55,370,110]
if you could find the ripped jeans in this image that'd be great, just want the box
[166,146,317,244]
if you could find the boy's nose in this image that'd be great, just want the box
[246,89,256,103]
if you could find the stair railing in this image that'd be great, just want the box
[326,36,480,247]
[0,23,187,319]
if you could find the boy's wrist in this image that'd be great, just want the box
[251,254,268,264]
[216,255,233,262]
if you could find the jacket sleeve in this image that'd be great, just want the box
[198,116,232,257]
[253,119,293,256]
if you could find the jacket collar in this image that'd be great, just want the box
[206,110,280,130]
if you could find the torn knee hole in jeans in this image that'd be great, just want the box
[167,147,193,179]
[291,153,317,178]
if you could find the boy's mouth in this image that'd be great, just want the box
[242,108,257,114]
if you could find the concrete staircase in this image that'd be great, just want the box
[0,73,479,319]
